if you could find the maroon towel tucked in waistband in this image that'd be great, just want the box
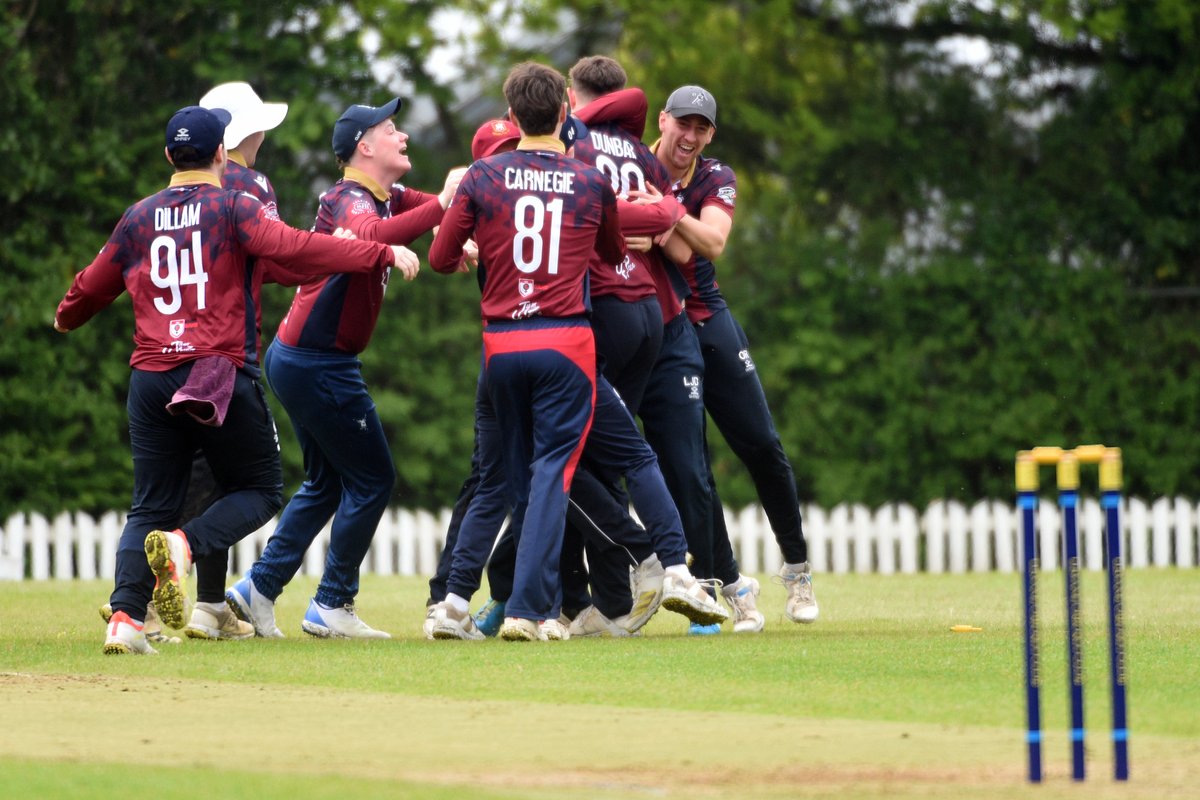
[166,356,236,427]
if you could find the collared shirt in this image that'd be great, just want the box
[430,148,624,322]
[56,173,396,372]
[272,169,438,354]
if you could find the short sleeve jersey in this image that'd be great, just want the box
[571,123,672,302]
[435,149,621,321]
[273,179,423,353]
[673,154,736,324]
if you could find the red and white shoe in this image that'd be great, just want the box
[144,529,193,630]
[103,610,157,655]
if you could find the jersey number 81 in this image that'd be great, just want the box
[512,195,563,275]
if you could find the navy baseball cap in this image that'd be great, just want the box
[166,106,232,158]
[559,113,588,150]
[332,98,402,160]
[664,85,717,126]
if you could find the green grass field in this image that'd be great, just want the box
[1,570,1197,799]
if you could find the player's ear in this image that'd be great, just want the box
[560,102,567,123]
[164,146,173,167]
[567,87,577,110]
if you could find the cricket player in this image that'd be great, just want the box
[655,85,819,624]
[225,97,465,640]
[55,105,418,654]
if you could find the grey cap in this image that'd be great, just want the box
[664,85,716,126]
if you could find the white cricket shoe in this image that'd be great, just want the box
[568,605,634,638]
[777,562,819,623]
[422,605,436,640]
[722,575,766,633]
[499,617,539,642]
[538,617,571,641]
[625,555,665,633]
[661,573,729,626]
[429,601,485,641]
[185,601,255,640]
[100,602,181,644]
[301,599,391,639]
[102,611,157,655]
[144,529,193,630]
[225,576,285,638]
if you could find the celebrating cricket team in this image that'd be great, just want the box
[54,55,820,654]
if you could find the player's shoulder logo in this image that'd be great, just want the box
[716,186,736,205]
[255,174,270,192]
[351,198,374,215]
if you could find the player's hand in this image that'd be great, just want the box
[390,245,420,280]
[624,235,652,253]
[626,185,664,205]
[331,227,358,240]
[460,239,479,270]
[439,167,469,209]
[654,225,677,247]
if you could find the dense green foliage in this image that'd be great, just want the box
[3,1,1198,521]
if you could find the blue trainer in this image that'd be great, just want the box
[472,597,506,637]
[225,576,284,639]
[688,622,722,636]
[301,598,390,639]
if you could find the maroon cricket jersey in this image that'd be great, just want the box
[430,143,624,322]
[224,157,280,218]
[573,90,682,304]
[223,156,286,337]
[671,154,736,324]
[55,172,397,372]
[579,88,690,322]
[273,169,440,354]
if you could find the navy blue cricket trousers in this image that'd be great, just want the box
[640,311,728,581]
[697,308,808,564]
[479,319,596,621]
[250,339,395,608]
[110,363,283,618]
[446,370,676,619]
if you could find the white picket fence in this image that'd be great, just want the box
[2,496,1198,581]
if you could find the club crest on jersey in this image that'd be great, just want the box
[351,198,374,215]
[738,348,756,372]
[518,278,535,297]
[683,375,701,400]
[169,319,186,339]
[717,186,736,205]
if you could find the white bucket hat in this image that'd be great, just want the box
[199,82,289,149]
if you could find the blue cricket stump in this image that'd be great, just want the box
[1014,445,1129,783]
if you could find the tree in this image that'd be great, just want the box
[3,0,1199,520]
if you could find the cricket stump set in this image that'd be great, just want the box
[1015,445,1129,783]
